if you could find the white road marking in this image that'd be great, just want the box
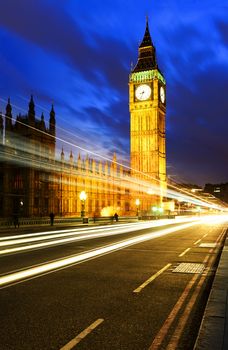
[133,263,171,293]
[203,233,208,238]
[194,238,201,245]
[59,318,104,349]
[179,248,190,257]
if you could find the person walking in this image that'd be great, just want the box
[114,213,118,222]
[49,212,55,226]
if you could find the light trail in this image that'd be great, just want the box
[0,217,201,254]
[0,219,184,242]
[0,215,227,288]
[0,216,226,256]
[0,221,199,288]
[1,98,226,210]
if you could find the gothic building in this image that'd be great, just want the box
[0,20,166,218]
[0,96,56,217]
[0,97,132,218]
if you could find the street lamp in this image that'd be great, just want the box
[152,206,158,213]
[135,198,140,218]
[79,191,87,218]
[152,206,163,218]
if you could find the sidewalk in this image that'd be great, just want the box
[194,232,228,350]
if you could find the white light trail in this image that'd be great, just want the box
[1,98,226,211]
[0,215,227,288]
[0,217,202,254]
[0,221,198,287]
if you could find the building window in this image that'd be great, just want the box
[13,174,23,189]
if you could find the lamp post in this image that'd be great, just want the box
[80,191,87,219]
[152,206,158,216]
[152,206,163,218]
[135,198,140,219]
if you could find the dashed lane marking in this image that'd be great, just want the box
[179,248,190,257]
[194,238,202,245]
[133,263,171,293]
[59,318,104,350]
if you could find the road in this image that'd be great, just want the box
[0,215,227,350]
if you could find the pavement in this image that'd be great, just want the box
[194,230,228,350]
[1,218,227,349]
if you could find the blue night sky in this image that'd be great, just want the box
[0,0,228,186]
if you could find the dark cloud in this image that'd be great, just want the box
[217,20,228,45]
[0,0,227,185]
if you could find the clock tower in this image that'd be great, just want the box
[129,19,166,205]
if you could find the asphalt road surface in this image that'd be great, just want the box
[0,215,227,350]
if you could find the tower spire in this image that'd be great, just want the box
[49,103,56,137]
[132,18,158,73]
[139,16,153,48]
[28,94,35,123]
[5,97,12,130]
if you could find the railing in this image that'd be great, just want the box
[0,216,139,228]
[0,214,180,229]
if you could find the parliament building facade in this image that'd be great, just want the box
[0,21,167,218]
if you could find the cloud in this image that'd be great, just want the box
[0,0,228,185]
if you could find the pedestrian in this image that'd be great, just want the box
[114,213,118,222]
[49,212,55,226]
[13,214,19,228]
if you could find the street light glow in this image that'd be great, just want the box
[79,191,87,201]
[135,199,140,206]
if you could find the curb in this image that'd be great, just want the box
[194,233,228,350]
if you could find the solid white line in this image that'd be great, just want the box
[179,248,190,257]
[133,263,171,293]
[203,233,208,238]
[59,318,104,349]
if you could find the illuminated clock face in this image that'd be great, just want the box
[160,86,165,104]
[135,84,151,101]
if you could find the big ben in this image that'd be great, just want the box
[129,19,166,204]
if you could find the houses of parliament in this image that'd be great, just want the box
[0,20,167,218]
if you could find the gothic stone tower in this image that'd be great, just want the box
[129,20,166,204]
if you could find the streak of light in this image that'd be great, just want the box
[1,98,226,210]
[0,218,192,243]
[0,217,201,253]
[0,215,227,288]
[0,217,201,242]
[0,221,199,287]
